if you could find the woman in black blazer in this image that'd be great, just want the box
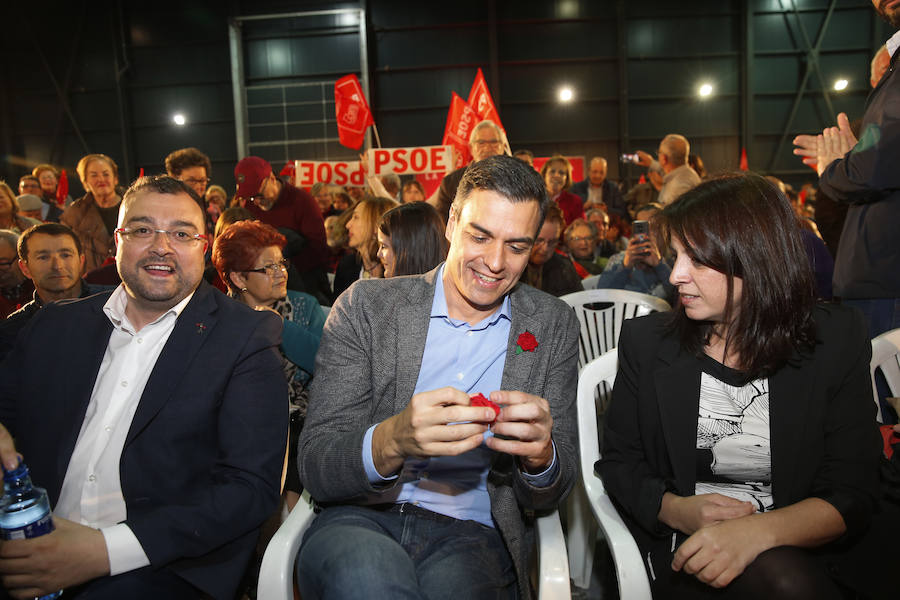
[598,173,884,599]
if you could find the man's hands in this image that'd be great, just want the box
[658,492,755,535]
[0,517,110,599]
[371,388,556,476]
[372,387,493,476]
[485,391,554,473]
[671,514,773,588]
[623,235,660,269]
[792,112,858,176]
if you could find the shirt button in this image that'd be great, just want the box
[456,372,464,380]
[137,338,143,344]
[466,331,473,337]
[121,381,128,387]
[88,474,96,482]
[105,426,113,432]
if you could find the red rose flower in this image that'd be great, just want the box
[516,331,538,354]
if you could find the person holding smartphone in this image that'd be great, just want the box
[594,203,675,303]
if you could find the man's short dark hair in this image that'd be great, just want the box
[120,175,207,233]
[18,223,83,261]
[19,174,40,187]
[165,147,212,178]
[513,149,534,160]
[452,155,550,233]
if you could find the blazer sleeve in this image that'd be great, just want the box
[125,312,289,566]
[598,318,674,536]
[298,283,388,502]
[818,73,900,204]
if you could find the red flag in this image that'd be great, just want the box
[56,169,68,207]
[441,93,478,169]
[138,167,144,179]
[335,74,374,150]
[279,162,296,178]
[638,174,646,185]
[467,68,504,132]
[739,148,748,171]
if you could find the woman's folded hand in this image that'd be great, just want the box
[658,492,755,535]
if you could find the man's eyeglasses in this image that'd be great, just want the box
[246,259,289,276]
[115,227,208,245]
[472,139,501,147]
[182,177,210,186]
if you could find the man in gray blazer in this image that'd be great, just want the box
[297,155,579,600]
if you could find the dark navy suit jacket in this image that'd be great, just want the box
[0,281,288,599]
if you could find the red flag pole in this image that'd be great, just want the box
[371,124,382,149]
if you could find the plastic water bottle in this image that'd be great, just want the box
[0,461,62,599]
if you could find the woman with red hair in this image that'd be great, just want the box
[212,219,325,507]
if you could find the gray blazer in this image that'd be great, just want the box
[298,267,580,599]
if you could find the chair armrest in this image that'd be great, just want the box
[535,510,571,600]
[583,480,652,600]
[258,491,317,600]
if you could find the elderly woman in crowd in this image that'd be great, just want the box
[332,196,397,299]
[61,153,121,271]
[0,183,41,234]
[32,163,71,207]
[599,172,890,599]
[541,154,584,227]
[564,218,605,275]
[205,184,228,224]
[376,202,447,278]
[212,219,325,507]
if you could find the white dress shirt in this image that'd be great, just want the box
[55,285,194,576]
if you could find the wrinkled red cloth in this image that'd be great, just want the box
[470,393,499,421]
[880,424,899,459]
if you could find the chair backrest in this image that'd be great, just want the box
[561,289,670,371]
[577,349,619,487]
[870,327,900,423]
[581,274,601,290]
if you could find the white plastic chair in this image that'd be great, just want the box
[870,327,900,423]
[566,350,651,598]
[258,497,571,600]
[581,274,601,290]
[560,289,670,371]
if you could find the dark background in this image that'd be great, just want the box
[0,0,890,199]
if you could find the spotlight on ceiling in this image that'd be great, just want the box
[833,78,849,91]
[173,113,186,126]
[558,87,574,103]
[698,83,713,98]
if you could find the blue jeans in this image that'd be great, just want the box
[296,504,517,600]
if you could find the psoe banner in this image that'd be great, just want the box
[367,145,454,177]
[294,160,365,187]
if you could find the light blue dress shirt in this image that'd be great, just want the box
[362,264,557,527]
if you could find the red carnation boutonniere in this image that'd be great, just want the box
[516,331,538,354]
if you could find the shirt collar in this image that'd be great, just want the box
[103,284,195,332]
[887,30,900,58]
[431,263,511,329]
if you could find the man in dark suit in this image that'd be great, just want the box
[297,155,579,600]
[0,176,288,599]
[570,156,627,217]
[792,1,899,339]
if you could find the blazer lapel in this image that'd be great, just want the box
[653,337,702,492]
[124,285,218,446]
[500,285,541,392]
[392,273,436,412]
[57,300,114,478]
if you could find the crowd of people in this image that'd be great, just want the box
[0,3,897,597]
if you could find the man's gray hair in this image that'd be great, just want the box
[468,119,503,145]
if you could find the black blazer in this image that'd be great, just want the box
[598,305,881,552]
[0,282,289,599]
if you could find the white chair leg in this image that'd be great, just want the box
[565,483,596,589]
